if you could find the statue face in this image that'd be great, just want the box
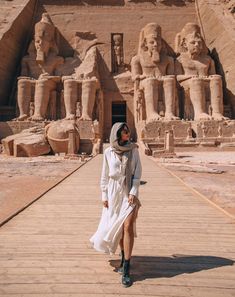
[113,35,121,46]
[185,34,203,56]
[145,35,162,54]
[34,33,51,56]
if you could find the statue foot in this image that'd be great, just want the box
[194,113,211,121]
[212,113,229,121]
[16,114,29,121]
[78,115,92,121]
[65,114,76,120]
[164,113,180,121]
[146,113,162,123]
[31,115,44,121]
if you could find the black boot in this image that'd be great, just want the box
[122,259,132,287]
[118,250,124,274]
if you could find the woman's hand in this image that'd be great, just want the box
[103,200,109,208]
[128,194,141,207]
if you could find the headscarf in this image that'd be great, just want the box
[109,122,138,194]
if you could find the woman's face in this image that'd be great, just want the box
[120,126,130,142]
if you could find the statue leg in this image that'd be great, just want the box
[163,75,179,121]
[142,78,161,122]
[189,77,211,121]
[63,78,77,120]
[79,78,97,121]
[17,78,31,121]
[32,79,56,121]
[210,75,228,120]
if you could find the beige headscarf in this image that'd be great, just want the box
[110,122,138,194]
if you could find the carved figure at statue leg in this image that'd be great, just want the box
[189,77,211,121]
[163,76,179,121]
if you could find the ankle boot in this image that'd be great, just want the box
[122,259,132,287]
[118,250,124,274]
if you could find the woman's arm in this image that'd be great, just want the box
[129,148,142,198]
[100,150,109,202]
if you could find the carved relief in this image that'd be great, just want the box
[111,33,124,73]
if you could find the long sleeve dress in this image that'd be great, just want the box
[90,146,142,254]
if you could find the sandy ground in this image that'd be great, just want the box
[0,151,235,225]
[0,154,86,225]
[153,152,235,217]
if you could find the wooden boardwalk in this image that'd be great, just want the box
[0,152,235,297]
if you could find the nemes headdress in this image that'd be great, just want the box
[175,22,208,55]
[138,23,162,54]
[34,13,58,54]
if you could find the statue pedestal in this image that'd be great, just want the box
[137,119,235,154]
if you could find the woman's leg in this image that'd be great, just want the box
[121,206,138,287]
[123,206,138,260]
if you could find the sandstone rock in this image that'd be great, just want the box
[45,120,80,154]
[2,127,51,157]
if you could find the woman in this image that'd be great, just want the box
[90,122,142,287]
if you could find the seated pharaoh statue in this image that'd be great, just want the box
[175,23,228,121]
[57,32,101,121]
[131,23,179,123]
[17,13,64,121]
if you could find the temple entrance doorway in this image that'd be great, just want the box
[112,102,126,125]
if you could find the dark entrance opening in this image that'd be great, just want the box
[112,102,126,125]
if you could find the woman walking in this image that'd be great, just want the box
[90,122,142,287]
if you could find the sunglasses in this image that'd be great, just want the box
[121,129,130,134]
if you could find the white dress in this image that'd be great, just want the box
[90,146,142,254]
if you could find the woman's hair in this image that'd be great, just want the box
[117,123,129,145]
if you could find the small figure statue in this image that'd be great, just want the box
[112,34,124,73]
[17,13,64,121]
[157,127,161,139]
[201,123,207,138]
[131,23,179,122]
[186,123,193,140]
[175,23,228,121]
[218,124,223,138]
[60,32,100,121]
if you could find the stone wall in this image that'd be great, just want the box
[197,0,235,118]
[39,0,197,139]
[0,0,37,113]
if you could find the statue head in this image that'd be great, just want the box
[139,23,162,63]
[113,34,122,46]
[34,13,58,63]
[176,23,207,57]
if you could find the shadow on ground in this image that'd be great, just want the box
[109,254,234,282]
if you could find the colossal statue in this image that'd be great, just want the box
[131,23,179,122]
[59,33,100,121]
[17,13,64,121]
[175,23,227,121]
